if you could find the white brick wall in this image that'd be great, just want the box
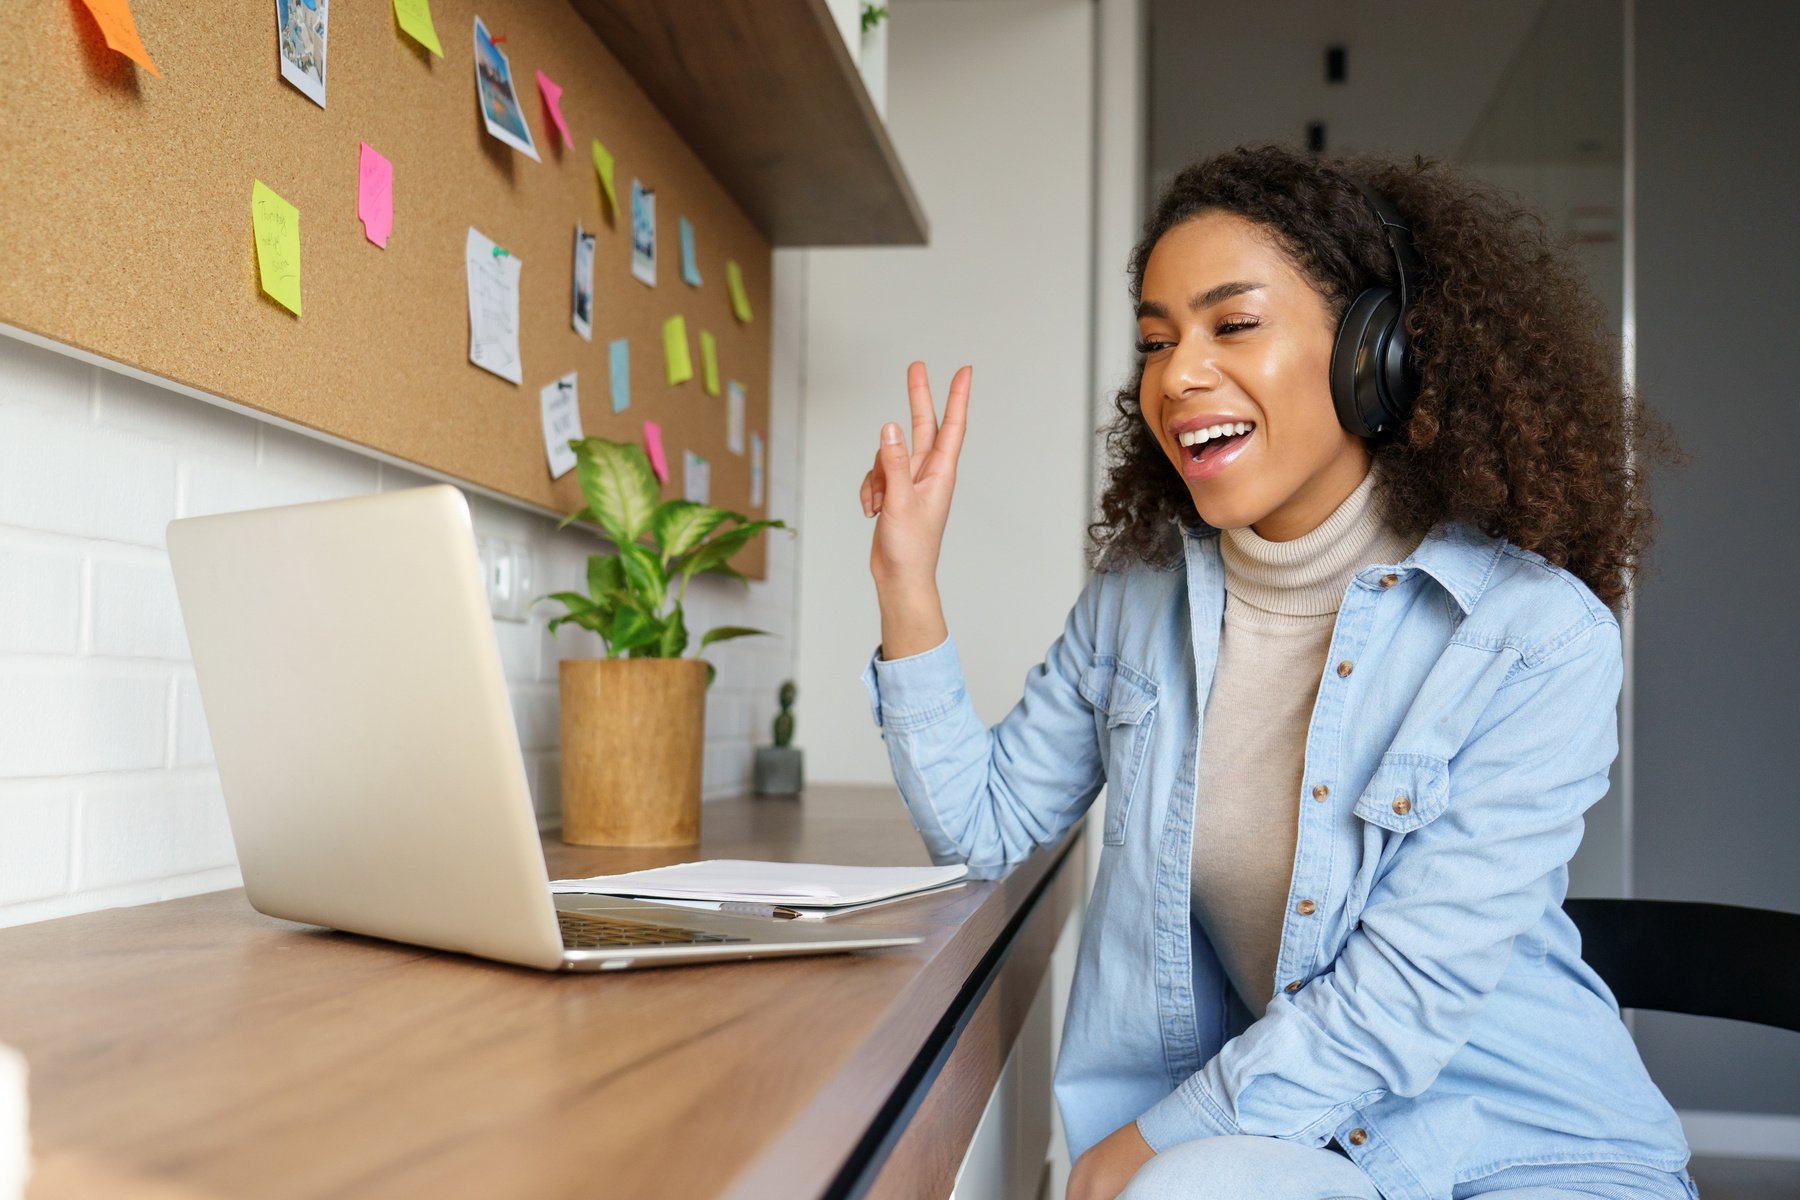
[0,253,804,928]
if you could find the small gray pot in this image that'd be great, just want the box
[753,745,804,795]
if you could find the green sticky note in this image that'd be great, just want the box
[699,330,719,396]
[591,139,618,216]
[250,180,301,316]
[392,0,442,56]
[725,259,753,323]
[663,315,693,385]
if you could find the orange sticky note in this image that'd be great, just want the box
[77,0,160,76]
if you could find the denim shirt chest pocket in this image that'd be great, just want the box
[1078,654,1160,845]
[1345,752,1452,914]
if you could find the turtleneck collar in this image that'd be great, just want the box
[1219,460,1422,619]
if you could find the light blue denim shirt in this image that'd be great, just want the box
[859,517,1690,1200]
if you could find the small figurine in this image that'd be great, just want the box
[754,679,804,795]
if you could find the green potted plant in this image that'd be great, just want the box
[753,680,803,795]
[539,436,788,846]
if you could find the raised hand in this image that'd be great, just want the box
[860,361,972,595]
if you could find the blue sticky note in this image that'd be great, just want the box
[679,216,702,287]
[609,337,631,412]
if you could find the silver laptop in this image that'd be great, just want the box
[165,484,921,972]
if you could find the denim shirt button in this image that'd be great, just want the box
[1284,980,1302,994]
[1296,899,1317,916]
[1379,573,1399,588]
[1347,1128,1368,1146]
[1392,795,1412,815]
[1311,783,1330,802]
[1336,659,1354,678]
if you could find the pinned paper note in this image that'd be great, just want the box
[393,0,441,55]
[630,179,656,286]
[474,16,539,161]
[662,315,693,385]
[591,139,618,216]
[750,431,765,508]
[76,0,160,75]
[465,227,522,383]
[643,420,669,483]
[536,70,572,149]
[726,380,746,455]
[679,217,702,286]
[276,0,329,108]
[571,223,595,340]
[699,329,720,396]
[357,142,393,248]
[609,338,631,412]
[539,372,583,479]
[250,180,302,316]
[683,450,711,505]
[726,259,753,323]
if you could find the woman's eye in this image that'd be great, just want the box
[1217,319,1258,335]
[1134,339,1171,355]
[1135,320,1258,355]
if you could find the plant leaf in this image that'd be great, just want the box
[652,501,733,561]
[702,660,717,689]
[539,591,596,615]
[679,520,782,579]
[556,506,593,532]
[616,541,667,610]
[697,561,752,590]
[659,606,689,658]
[609,606,663,654]
[699,625,767,651]
[573,437,661,544]
[587,554,626,603]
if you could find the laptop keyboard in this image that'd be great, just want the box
[557,910,753,949]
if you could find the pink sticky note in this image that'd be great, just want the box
[357,143,393,248]
[536,70,572,150]
[643,420,669,483]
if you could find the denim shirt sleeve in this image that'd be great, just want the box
[857,574,1106,875]
[1137,616,1624,1151]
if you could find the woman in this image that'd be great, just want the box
[856,144,1694,1200]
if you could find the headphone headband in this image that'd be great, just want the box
[1330,178,1424,438]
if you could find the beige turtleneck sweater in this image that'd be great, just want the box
[1190,462,1422,1013]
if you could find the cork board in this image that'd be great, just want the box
[2,0,774,577]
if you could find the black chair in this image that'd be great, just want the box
[1561,898,1800,1033]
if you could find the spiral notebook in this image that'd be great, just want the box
[548,859,969,918]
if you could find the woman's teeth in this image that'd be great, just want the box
[1176,421,1254,448]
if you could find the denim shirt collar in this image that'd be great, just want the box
[1181,516,1505,615]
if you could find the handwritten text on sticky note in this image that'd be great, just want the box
[78,0,160,76]
[393,0,442,56]
[251,180,302,316]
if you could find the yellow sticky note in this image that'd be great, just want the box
[393,0,443,56]
[699,330,720,396]
[592,139,618,216]
[250,180,302,316]
[77,0,160,76]
[726,259,753,323]
[663,315,693,385]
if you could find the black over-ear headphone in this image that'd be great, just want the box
[1330,179,1423,437]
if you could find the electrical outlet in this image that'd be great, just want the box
[475,535,532,622]
[502,540,533,622]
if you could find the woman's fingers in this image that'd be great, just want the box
[874,422,912,505]
[929,365,972,470]
[906,361,938,463]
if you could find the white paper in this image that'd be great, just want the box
[539,372,582,479]
[630,178,656,287]
[0,1043,26,1200]
[682,449,710,505]
[276,0,328,108]
[473,15,539,161]
[466,227,522,384]
[549,859,969,905]
[571,224,595,342]
[726,380,746,455]
[750,431,765,508]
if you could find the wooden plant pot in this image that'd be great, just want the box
[559,657,706,846]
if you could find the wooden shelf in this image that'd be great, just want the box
[569,0,929,247]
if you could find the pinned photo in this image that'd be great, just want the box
[571,223,595,342]
[276,0,328,108]
[473,15,539,162]
[630,178,656,287]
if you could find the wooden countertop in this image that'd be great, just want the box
[0,785,1080,1199]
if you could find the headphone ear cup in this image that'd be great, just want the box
[1331,286,1402,437]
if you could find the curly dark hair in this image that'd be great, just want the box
[1087,143,1682,610]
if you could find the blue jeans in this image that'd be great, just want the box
[1118,1135,1700,1200]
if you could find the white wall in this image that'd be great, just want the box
[798,0,1099,786]
[0,250,803,929]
